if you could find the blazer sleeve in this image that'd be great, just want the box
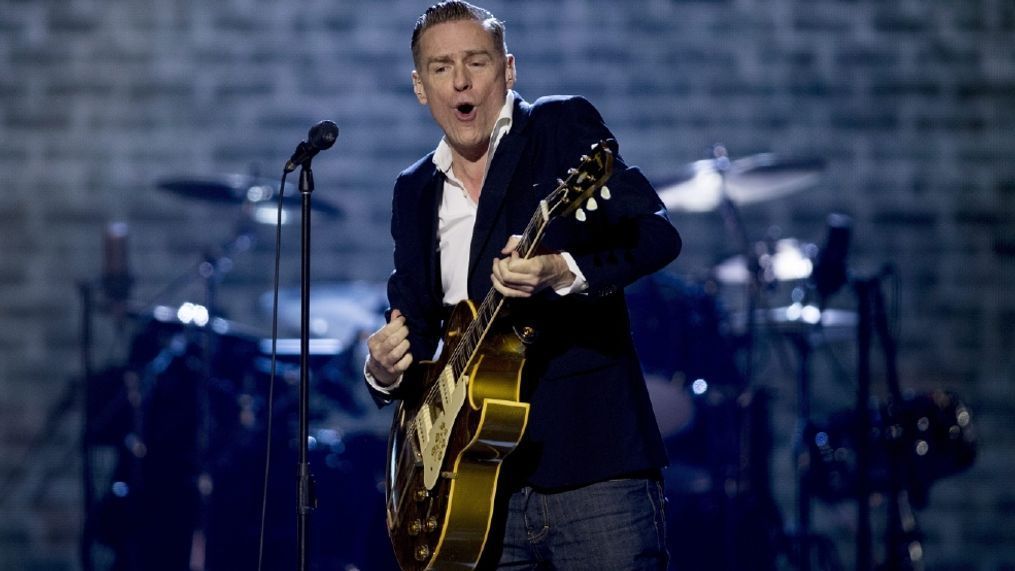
[547,96,682,297]
[367,172,444,403]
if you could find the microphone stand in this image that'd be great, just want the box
[296,160,318,571]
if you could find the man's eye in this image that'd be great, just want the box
[433,66,448,74]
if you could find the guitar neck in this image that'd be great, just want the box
[446,205,551,379]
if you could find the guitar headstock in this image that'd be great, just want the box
[544,139,616,223]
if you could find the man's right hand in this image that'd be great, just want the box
[366,308,413,387]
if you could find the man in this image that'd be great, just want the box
[366,2,681,568]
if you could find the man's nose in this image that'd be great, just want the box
[453,67,470,91]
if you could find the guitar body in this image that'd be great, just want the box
[385,300,530,570]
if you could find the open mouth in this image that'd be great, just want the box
[454,103,476,120]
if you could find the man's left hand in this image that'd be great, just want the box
[491,235,574,298]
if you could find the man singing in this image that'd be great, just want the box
[366,2,681,568]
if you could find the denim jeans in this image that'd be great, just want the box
[489,478,669,570]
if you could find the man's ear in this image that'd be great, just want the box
[505,54,516,89]
[411,70,428,105]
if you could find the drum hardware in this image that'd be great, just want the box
[139,171,284,570]
[81,153,383,569]
[646,145,828,571]
[628,271,783,571]
[837,261,975,571]
[709,214,854,571]
[805,390,976,506]
[658,145,826,393]
[714,238,816,286]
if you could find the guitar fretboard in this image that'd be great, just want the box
[444,201,548,382]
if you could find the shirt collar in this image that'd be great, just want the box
[433,90,516,176]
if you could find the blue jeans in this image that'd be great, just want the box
[490,478,669,570]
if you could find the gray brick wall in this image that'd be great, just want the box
[0,0,1012,569]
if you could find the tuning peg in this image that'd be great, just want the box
[586,197,598,211]
[556,178,565,187]
[580,154,589,163]
[567,168,578,176]
[600,186,611,200]
[575,208,587,222]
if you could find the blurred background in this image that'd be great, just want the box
[0,0,1012,569]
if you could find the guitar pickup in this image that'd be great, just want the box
[438,367,455,409]
[416,404,434,448]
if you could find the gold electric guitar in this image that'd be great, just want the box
[384,140,616,570]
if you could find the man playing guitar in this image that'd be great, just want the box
[366,2,681,568]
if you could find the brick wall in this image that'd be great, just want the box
[0,0,1012,569]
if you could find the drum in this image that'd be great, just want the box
[806,389,976,508]
[90,303,397,570]
[89,306,261,571]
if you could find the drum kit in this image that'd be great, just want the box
[79,148,976,571]
[627,145,977,571]
[80,172,398,571]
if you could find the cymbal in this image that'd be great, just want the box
[156,174,343,217]
[714,238,815,284]
[656,154,825,213]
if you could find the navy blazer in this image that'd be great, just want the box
[374,93,681,489]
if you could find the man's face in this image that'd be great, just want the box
[412,19,515,161]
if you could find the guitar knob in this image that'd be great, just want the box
[586,197,598,211]
[415,487,428,501]
[425,516,439,533]
[600,186,611,200]
[415,544,431,562]
[408,519,422,536]
[575,208,586,222]
[516,325,538,344]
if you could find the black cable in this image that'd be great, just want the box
[257,171,288,571]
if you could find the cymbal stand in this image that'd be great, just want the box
[710,144,761,390]
[710,143,764,571]
[140,214,257,315]
[786,322,820,571]
[853,269,923,571]
[78,282,96,571]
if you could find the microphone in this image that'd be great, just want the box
[284,120,339,173]
[812,212,852,307]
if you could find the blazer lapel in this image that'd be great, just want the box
[467,95,532,296]
[424,168,445,306]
